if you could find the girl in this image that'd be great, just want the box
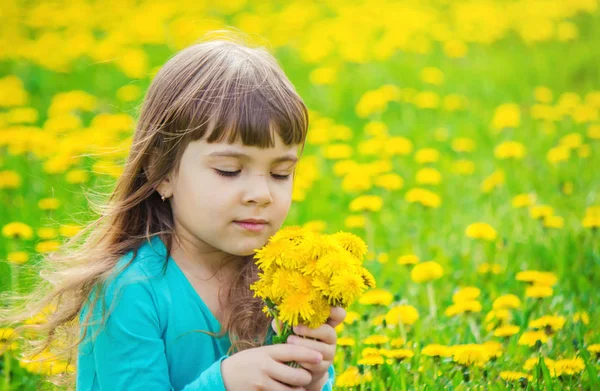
[1,33,345,390]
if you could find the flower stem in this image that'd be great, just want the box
[426,282,436,318]
[467,315,481,343]
[3,352,11,391]
[364,212,375,253]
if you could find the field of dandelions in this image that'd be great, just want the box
[1,0,600,390]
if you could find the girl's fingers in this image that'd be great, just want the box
[265,361,313,388]
[287,334,335,361]
[326,306,346,328]
[293,324,337,345]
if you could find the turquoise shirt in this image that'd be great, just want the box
[77,235,335,390]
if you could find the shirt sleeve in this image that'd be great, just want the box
[81,268,229,391]
[321,364,335,391]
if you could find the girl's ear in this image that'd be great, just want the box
[144,148,174,198]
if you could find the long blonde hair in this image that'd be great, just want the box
[0,30,309,388]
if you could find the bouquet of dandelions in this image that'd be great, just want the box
[250,226,376,348]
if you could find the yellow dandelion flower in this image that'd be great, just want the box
[385,304,419,326]
[397,254,419,265]
[359,289,393,306]
[494,325,520,337]
[554,358,585,377]
[35,240,60,254]
[337,337,356,347]
[7,251,29,265]
[349,195,383,212]
[465,222,497,241]
[452,287,481,303]
[529,315,565,333]
[452,344,490,366]
[492,294,521,310]
[404,188,442,208]
[38,198,61,211]
[2,222,34,240]
[499,371,532,382]
[329,270,368,307]
[526,285,553,299]
[382,349,414,361]
[277,293,315,327]
[330,231,368,259]
[573,311,589,325]
[363,335,389,346]
[422,344,452,358]
[410,261,443,283]
[512,193,536,208]
[444,300,482,317]
[518,331,548,347]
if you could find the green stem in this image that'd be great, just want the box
[398,321,407,343]
[364,212,375,254]
[3,351,10,391]
[467,315,481,343]
[427,282,437,318]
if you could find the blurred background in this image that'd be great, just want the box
[1,0,599,389]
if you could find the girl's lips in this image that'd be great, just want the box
[234,221,267,232]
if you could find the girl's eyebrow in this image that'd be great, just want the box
[207,151,298,163]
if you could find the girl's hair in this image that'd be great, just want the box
[0,30,309,387]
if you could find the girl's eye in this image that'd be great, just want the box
[215,169,241,177]
[214,169,291,180]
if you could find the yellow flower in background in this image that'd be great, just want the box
[309,67,337,85]
[559,133,583,149]
[374,173,404,191]
[422,344,452,358]
[405,188,442,208]
[7,251,30,265]
[547,145,570,164]
[444,39,468,58]
[554,358,585,376]
[512,193,536,208]
[500,371,532,382]
[516,270,557,286]
[573,311,590,325]
[492,103,520,131]
[65,169,89,184]
[524,357,555,372]
[390,338,405,348]
[465,222,497,241]
[420,67,445,85]
[344,311,360,325]
[414,91,440,109]
[494,325,520,337]
[452,287,481,303]
[0,76,29,107]
[534,86,553,103]
[492,294,521,310]
[116,84,142,102]
[494,141,526,160]
[382,348,414,361]
[0,170,22,189]
[543,215,564,229]
[411,261,444,283]
[384,136,413,156]
[385,304,419,326]
[364,334,389,346]
[359,289,393,306]
[451,159,475,175]
[452,344,491,366]
[414,148,440,163]
[349,195,383,212]
[525,285,553,299]
[588,124,600,139]
[415,168,442,185]
[344,215,366,228]
[364,121,388,137]
[477,263,502,275]
[444,300,482,317]
[518,330,548,347]
[481,169,505,193]
[451,137,476,153]
[397,254,419,265]
[35,240,61,254]
[529,315,565,333]
[529,205,554,219]
[37,227,58,240]
[337,337,356,347]
[2,222,33,240]
[322,143,354,160]
[582,206,600,228]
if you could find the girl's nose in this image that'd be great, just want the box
[242,174,273,206]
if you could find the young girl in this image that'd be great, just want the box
[2,34,345,390]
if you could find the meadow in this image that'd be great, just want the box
[1,0,599,389]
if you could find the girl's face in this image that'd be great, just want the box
[161,132,300,259]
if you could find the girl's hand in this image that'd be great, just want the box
[221,344,323,391]
[285,307,347,391]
